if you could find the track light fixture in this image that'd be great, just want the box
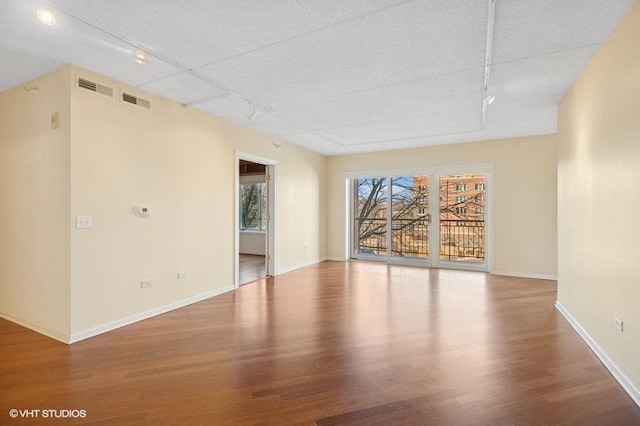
[246,104,258,121]
[134,50,147,65]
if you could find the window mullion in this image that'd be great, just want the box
[386,177,392,260]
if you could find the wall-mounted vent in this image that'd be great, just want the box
[77,77,113,97]
[122,92,151,109]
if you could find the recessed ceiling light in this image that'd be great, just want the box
[36,8,56,26]
[134,50,147,65]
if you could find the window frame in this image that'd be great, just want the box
[345,163,493,272]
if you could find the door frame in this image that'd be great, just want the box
[346,163,493,272]
[234,152,277,288]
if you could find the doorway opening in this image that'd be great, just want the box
[235,154,276,286]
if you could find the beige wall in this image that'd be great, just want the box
[68,66,326,335]
[327,135,558,278]
[0,67,71,341]
[557,1,640,394]
[0,65,326,341]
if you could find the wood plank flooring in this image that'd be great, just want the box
[1,261,639,425]
[239,254,267,285]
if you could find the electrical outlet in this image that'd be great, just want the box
[76,215,92,229]
[140,280,152,288]
[614,317,623,332]
[177,272,188,280]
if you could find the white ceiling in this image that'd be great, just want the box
[0,0,635,155]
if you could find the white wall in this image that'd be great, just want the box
[557,0,640,399]
[239,232,266,255]
[327,135,558,279]
[0,67,71,342]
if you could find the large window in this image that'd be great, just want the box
[351,169,489,270]
[353,175,430,259]
[240,181,267,231]
[439,173,486,263]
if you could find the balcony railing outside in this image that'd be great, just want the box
[439,219,485,262]
[356,218,485,262]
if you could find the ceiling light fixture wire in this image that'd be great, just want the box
[481,0,496,128]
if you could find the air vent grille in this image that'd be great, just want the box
[78,78,96,91]
[122,92,151,109]
[77,77,113,97]
[122,92,137,104]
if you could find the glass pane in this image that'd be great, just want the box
[439,174,486,262]
[240,183,260,230]
[354,178,387,256]
[390,176,429,259]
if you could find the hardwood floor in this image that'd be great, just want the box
[239,254,266,285]
[1,261,638,425]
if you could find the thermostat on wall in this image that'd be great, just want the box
[133,205,151,218]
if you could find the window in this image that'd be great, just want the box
[240,182,267,231]
[475,183,485,190]
[351,171,488,268]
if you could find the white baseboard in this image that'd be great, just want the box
[555,301,640,407]
[324,257,347,262]
[492,270,557,281]
[0,311,69,344]
[69,285,234,344]
[276,258,324,275]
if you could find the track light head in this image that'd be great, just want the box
[134,50,147,65]
[246,104,258,121]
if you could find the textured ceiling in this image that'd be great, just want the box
[0,0,635,155]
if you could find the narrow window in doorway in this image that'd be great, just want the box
[240,182,266,231]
